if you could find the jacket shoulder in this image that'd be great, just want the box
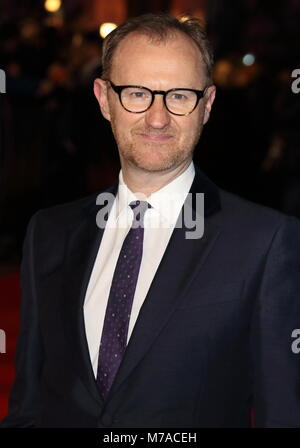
[218,189,300,246]
[220,189,289,226]
[34,194,98,226]
[31,185,116,231]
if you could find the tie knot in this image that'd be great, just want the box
[129,200,150,226]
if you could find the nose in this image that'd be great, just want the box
[144,94,171,129]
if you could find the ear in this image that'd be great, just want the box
[93,78,111,121]
[203,85,216,125]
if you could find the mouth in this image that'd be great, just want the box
[137,133,174,142]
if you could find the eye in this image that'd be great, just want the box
[131,91,146,98]
[124,88,150,101]
[171,93,187,101]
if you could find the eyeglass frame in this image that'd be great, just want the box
[104,79,209,116]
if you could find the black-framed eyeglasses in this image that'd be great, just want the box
[105,80,208,116]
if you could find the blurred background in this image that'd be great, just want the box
[0,0,300,420]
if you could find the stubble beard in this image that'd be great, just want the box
[111,121,204,174]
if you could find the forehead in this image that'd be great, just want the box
[110,31,205,86]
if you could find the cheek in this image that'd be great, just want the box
[111,108,138,136]
[179,116,202,140]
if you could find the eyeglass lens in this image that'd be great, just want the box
[120,87,198,114]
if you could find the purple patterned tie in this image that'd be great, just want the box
[96,200,150,400]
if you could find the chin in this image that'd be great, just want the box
[134,161,172,172]
[129,152,186,173]
[119,140,191,173]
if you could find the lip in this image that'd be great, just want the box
[138,133,174,142]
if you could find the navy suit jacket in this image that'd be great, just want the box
[1,166,300,428]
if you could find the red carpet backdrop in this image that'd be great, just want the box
[0,272,21,420]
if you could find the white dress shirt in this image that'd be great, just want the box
[84,161,195,377]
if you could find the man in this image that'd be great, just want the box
[1,13,300,428]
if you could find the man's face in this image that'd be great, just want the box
[94,32,215,174]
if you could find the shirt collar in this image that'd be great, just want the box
[116,161,195,225]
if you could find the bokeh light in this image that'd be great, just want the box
[44,0,61,13]
[99,23,117,39]
[242,53,255,66]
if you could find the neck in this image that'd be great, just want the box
[121,159,192,196]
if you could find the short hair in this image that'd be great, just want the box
[101,13,214,83]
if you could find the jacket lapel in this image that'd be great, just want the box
[61,186,117,406]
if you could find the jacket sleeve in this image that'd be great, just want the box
[0,213,43,428]
[251,215,300,427]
